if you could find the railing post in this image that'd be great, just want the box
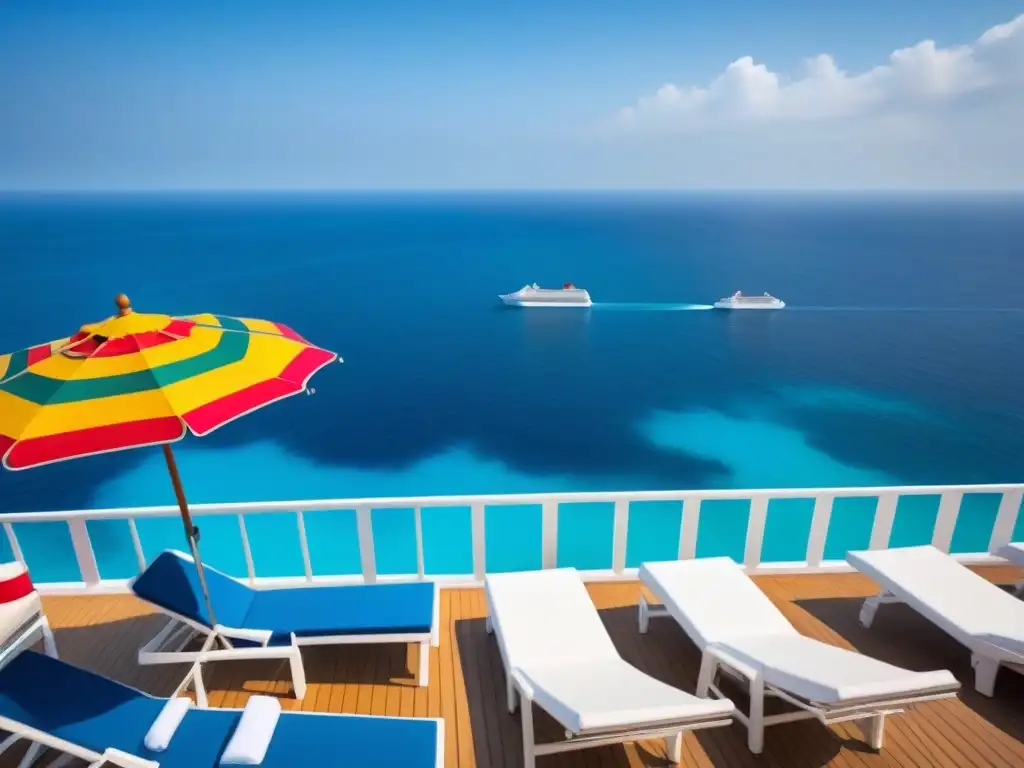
[931,491,963,553]
[295,511,313,583]
[612,500,629,573]
[3,523,26,567]
[989,489,1022,552]
[744,496,769,569]
[237,514,256,585]
[541,502,558,570]
[128,518,147,572]
[355,506,377,584]
[414,507,425,579]
[678,497,700,560]
[806,494,834,567]
[68,519,101,586]
[869,493,899,550]
[471,503,486,580]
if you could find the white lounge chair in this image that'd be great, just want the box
[849,545,1024,696]
[639,558,960,753]
[484,568,735,768]
[994,542,1024,594]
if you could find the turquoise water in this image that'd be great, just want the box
[2,194,1023,582]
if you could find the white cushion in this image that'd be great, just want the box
[144,697,192,752]
[718,634,959,703]
[848,546,1024,655]
[484,569,620,670]
[520,658,735,733]
[220,696,281,766]
[640,558,797,647]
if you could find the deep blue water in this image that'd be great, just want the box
[1,194,1023,582]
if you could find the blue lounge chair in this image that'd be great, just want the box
[131,550,439,704]
[0,650,443,768]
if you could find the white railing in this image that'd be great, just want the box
[1,483,1021,593]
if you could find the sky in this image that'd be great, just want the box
[1,1,1022,190]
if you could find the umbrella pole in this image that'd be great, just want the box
[162,444,220,630]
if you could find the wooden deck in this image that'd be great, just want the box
[9,566,1024,767]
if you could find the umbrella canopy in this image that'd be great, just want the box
[0,294,339,627]
[0,294,338,469]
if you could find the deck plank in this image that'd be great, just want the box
[3,565,1019,767]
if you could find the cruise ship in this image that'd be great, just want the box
[714,291,786,310]
[2,481,1022,767]
[500,282,592,307]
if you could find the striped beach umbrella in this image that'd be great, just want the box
[0,294,339,624]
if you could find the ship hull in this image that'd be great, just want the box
[500,288,592,307]
[713,299,785,310]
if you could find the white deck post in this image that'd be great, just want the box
[237,514,256,585]
[414,507,426,579]
[931,491,963,553]
[989,489,1022,552]
[744,496,769,569]
[869,493,899,550]
[806,494,834,568]
[678,497,700,560]
[67,519,101,586]
[356,506,377,584]
[295,511,314,583]
[541,502,558,570]
[612,499,629,573]
[471,503,486,581]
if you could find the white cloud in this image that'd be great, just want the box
[611,14,1024,132]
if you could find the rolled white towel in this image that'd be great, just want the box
[144,697,192,752]
[220,696,282,766]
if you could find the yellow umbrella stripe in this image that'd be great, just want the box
[1,331,316,441]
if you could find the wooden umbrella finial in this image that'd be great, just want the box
[115,294,133,316]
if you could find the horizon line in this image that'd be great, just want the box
[2,188,1023,196]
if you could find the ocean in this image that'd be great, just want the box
[2,193,1023,582]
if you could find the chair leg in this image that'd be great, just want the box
[747,675,765,754]
[666,732,683,764]
[289,649,308,700]
[418,640,430,686]
[696,651,718,697]
[40,618,57,658]
[859,594,882,628]
[860,714,886,751]
[521,698,536,768]
[972,654,999,697]
[17,742,44,768]
[192,662,209,708]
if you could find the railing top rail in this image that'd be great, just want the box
[1,482,1022,523]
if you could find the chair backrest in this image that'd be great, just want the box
[641,558,797,646]
[130,550,253,630]
[484,568,619,670]
[848,545,1024,641]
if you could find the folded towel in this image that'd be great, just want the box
[220,696,281,766]
[144,697,192,752]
